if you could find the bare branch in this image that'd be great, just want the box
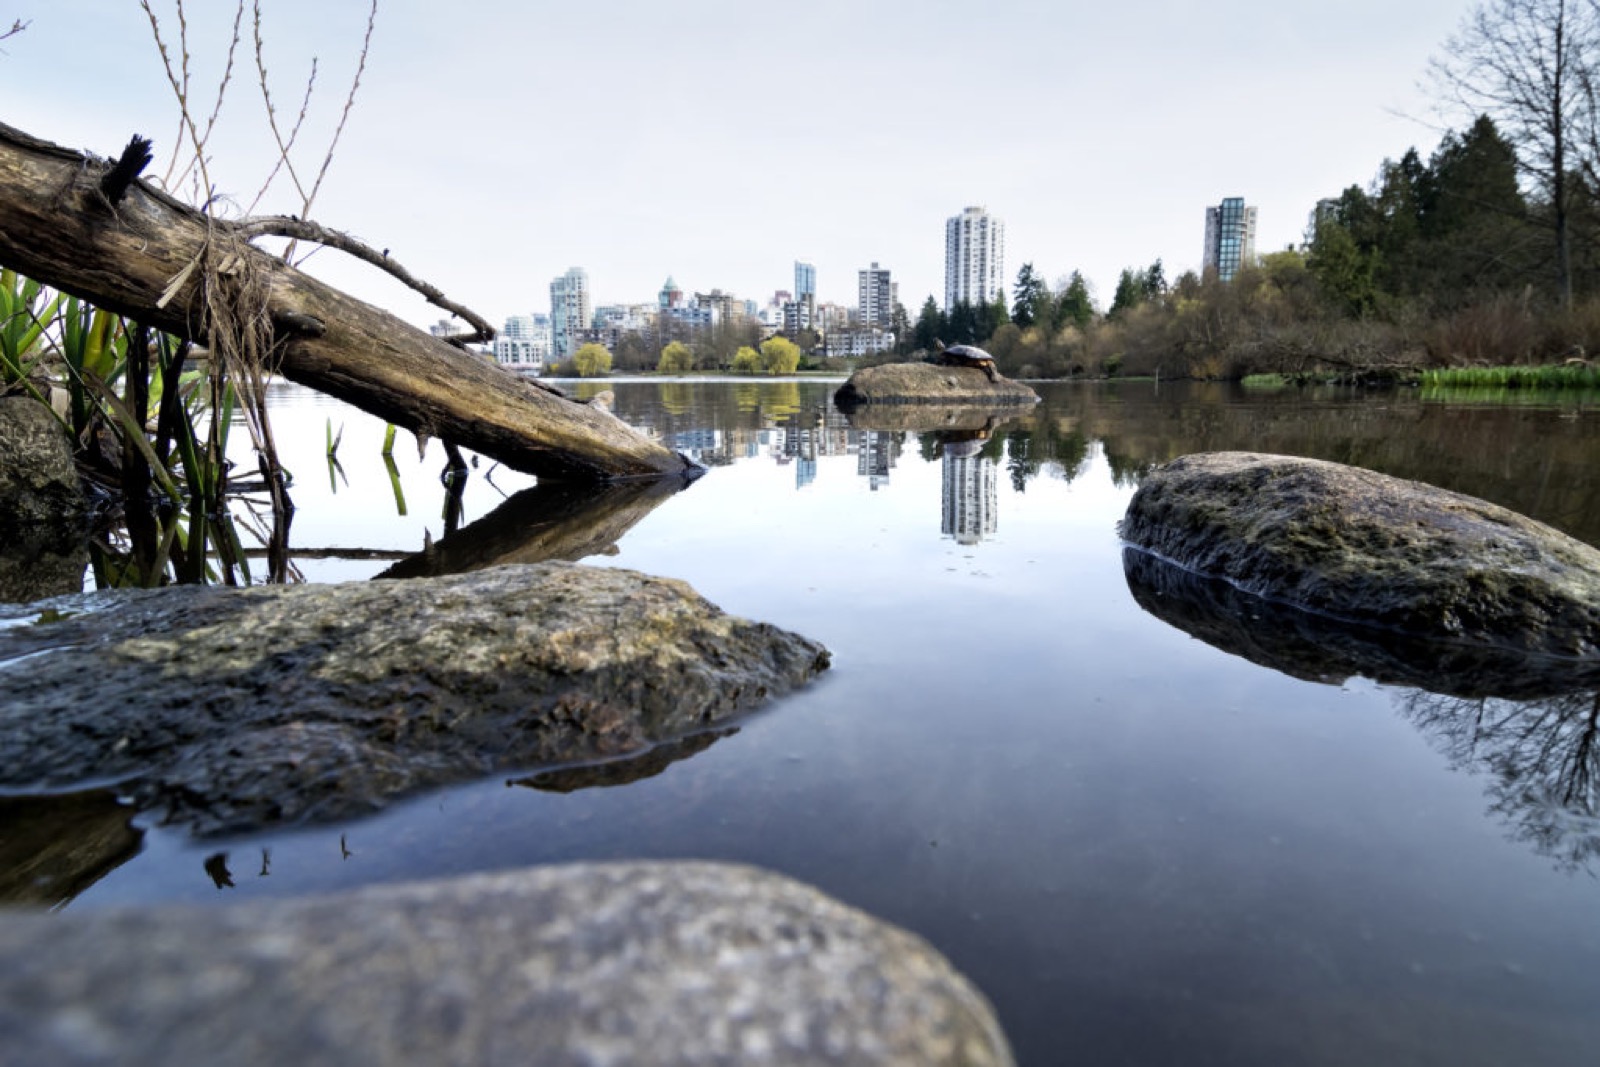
[235,214,495,344]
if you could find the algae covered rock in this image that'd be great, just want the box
[833,363,1038,408]
[0,562,830,834]
[0,862,1015,1066]
[1120,451,1600,658]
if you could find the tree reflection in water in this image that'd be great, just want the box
[1395,687,1600,872]
[1124,547,1600,874]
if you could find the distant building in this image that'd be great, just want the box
[659,276,685,310]
[858,262,893,328]
[944,206,1005,310]
[550,268,591,361]
[492,313,551,371]
[794,261,816,300]
[1203,197,1258,282]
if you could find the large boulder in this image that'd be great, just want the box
[0,862,1015,1066]
[1120,452,1600,658]
[833,363,1038,408]
[0,562,830,834]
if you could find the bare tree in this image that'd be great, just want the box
[1429,0,1600,307]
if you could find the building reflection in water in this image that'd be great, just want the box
[856,430,898,490]
[940,434,998,545]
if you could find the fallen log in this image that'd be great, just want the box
[0,120,694,482]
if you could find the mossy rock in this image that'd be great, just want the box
[1120,452,1600,658]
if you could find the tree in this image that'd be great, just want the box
[890,301,913,354]
[573,342,612,377]
[1307,215,1381,317]
[986,289,1010,339]
[731,345,761,373]
[1057,271,1095,329]
[913,296,945,352]
[759,336,801,374]
[1109,268,1144,318]
[657,340,694,374]
[1141,259,1167,300]
[1012,263,1047,329]
[1429,0,1600,305]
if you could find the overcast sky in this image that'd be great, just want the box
[5,0,1477,329]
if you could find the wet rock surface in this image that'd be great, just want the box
[0,562,830,835]
[0,396,86,531]
[0,862,1014,1067]
[0,397,88,603]
[833,363,1038,408]
[1120,451,1600,657]
[1123,548,1600,699]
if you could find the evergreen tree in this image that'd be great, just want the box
[1141,259,1167,300]
[986,289,1010,340]
[913,296,945,353]
[1012,263,1047,329]
[1109,268,1143,318]
[1057,271,1094,329]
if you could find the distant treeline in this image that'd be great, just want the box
[879,114,1600,381]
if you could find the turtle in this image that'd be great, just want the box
[930,339,1001,382]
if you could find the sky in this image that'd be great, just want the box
[3,0,1481,331]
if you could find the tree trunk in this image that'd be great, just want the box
[0,120,694,483]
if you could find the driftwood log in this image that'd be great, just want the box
[0,120,694,482]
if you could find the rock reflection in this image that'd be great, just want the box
[843,407,1023,545]
[510,728,737,794]
[1124,547,1600,870]
[0,790,142,908]
[376,477,689,580]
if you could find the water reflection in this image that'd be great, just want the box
[510,727,737,793]
[940,432,999,545]
[375,477,689,580]
[1123,547,1600,871]
[0,790,142,908]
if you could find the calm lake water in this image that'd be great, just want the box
[22,378,1600,1064]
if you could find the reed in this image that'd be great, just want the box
[1419,364,1600,390]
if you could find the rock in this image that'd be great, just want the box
[0,395,86,532]
[0,562,830,835]
[0,862,1015,1067]
[0,397,89,603]
[833,363,1038,408]
[1120,451,1600,658]
[1122,547,1600,699]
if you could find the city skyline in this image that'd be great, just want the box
[2,1,1475,331]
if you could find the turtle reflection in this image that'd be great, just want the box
[1123,547,1600,872]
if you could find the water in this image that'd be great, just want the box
[15,379,1600,1065]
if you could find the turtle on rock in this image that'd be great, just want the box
[930,339,1000,382]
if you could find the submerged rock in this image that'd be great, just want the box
[833,363,1038,408]
[1120,451,1600,658]
[0,861,1015,1066]
[0,562,830,835]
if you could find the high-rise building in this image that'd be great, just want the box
[944,206,1005,310]
[794,261,816,300]
[858,262,893,328]
[1203,198,1258,282]
[550,267,591,361]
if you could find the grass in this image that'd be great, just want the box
[1420,364,1600,390]
[3,268,282,588]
